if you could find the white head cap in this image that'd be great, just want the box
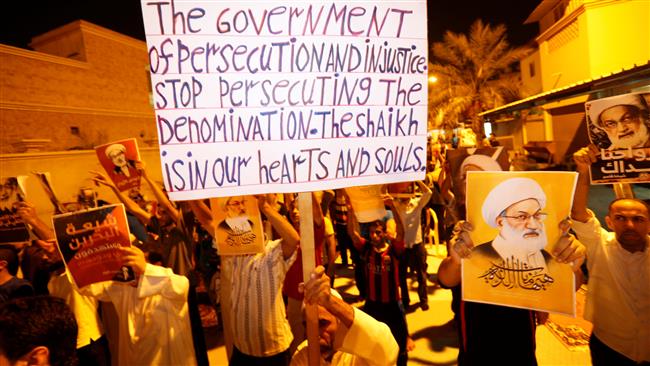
[482,177,546,228]
[105,144,126,158]
[460,154,503,173]
[586,93,648,126]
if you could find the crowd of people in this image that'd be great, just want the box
[1,135,649,366]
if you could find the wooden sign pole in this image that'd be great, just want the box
[297,192,319,366]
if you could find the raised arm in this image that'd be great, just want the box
[344,192,365,250]
[258,194,299,259]
[553,219,587,290]
[383,193,404,250]
[16,201,54,240]
[90,170,152,225]
[415,180,432,209]
[138,162,181,224]
[186,199,215,237]
[437,221,474,287]
[571,145,598,222]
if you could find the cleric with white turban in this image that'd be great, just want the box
[482,177,546,228]
[586,93,650,149]
[475,177,550,271]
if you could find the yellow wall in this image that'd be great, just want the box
[539,15,591,91]
[520,50,543,96]
[538,0,650,92]
[585,0,650,76]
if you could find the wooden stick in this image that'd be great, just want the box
[298,192,319,366]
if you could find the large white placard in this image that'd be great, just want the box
[141,0,428,199]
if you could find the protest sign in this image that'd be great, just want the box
[210,195,264,255]
[95,138,142,191]
[0,176,30,243]
[585,92,650,184]
[32,171,66,214]
[52,204,134,288]
[345,184,387,223]
[463,171,578,316]
[140,0,428,200]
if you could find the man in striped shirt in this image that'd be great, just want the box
[346,193,410,366]
[189,195,301,366]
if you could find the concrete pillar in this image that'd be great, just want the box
[543,109,554,141]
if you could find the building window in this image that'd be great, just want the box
[529,62,536,78]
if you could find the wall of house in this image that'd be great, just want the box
[0,21,156,154]
[524,117,546,143]
[585,0,650,76]
[537,0,650,93]
[520,50,543,96]
[538,15,591,91]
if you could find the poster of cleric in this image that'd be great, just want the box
[52,204,134,288]
[210,195,264,255]
[462,171,578,315]
[95,138,142,191]
[0,176,30,244]
[585,92,650,184]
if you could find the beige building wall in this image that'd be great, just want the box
[585,0,650,76]
[520,50,543,96]
[0,21,156,154]
[538,14,591,91]
[537,0,650,92]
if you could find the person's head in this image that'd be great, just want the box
[483,178,548,253]
[221,196,247,218]
[605,198,650,252]
[0,246,19,277]
[590,94,650,149]
[156,207,174,227]
[76,188,96,209]
[105,144,128,168]
[128,189,147,210]
[0,178,18,202]
[368,220,387,247]
[0,296,78,366]
[147,251,164,266]
[287,198,301,227]
[458,154,502,204]
[303,290,344,358]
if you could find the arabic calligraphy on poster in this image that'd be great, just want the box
[52,204,134,288]
[585,92,650,184]
[463,171,578,316]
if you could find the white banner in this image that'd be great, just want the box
[141,0,428,199]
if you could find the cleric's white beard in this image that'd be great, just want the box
[225,215,252,233]
[499,221,547,255]
[608,122,649,149]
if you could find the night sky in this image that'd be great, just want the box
[1,0,539,49]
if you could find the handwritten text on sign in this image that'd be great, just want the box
[141,0,428,199]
